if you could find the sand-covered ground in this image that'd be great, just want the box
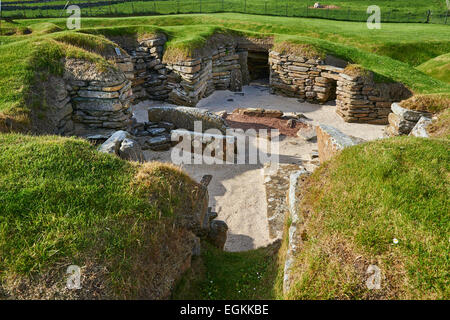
[133,85,385,251]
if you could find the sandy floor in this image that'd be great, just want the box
[132,85,385,252]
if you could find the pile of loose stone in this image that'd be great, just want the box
[269,51,411,124]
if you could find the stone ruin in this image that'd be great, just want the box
[34,33,414,150]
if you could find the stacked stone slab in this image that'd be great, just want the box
[336,75,411,124]
[269,51,339,101]
[268,51,411,124]
[69,78,132,137]
[386,102,432,136]
[166,57,213,106]
[165,45,242,106]
[115,35,170,102]
[57,58,134,137]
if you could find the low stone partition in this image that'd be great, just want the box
[147,106,228,133]
[269,51,412,124]
[283,168,309,294]
[386,103,432,136]
[316,124,364,162]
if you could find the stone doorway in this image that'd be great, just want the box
[247,50,270,84]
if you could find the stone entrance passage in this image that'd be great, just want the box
[247,50,270,83]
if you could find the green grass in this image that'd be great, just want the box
[2,0,449,24]
[172,242,283,300]
[0,133,199,298]
[417,52,450,83]
[286,137,450,299]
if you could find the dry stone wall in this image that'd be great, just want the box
[165,45,243,106]
[269,51,412,124]
[38,59,133,138]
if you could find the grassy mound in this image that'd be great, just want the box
[417,53,450,83]
[0,134,199,299]
[286,137,449,300]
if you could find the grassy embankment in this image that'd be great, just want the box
[417,52,450,84]
[285,137,449,299]
[0,134,199,298]
[175,137,449,300]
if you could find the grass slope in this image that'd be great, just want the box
[0,134,198,298]
[173,242,283,300]
[287,137,449,299]
[417,52,450,83]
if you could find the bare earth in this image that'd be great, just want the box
[133,84,385,252]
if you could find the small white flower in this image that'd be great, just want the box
[393,238,399,244]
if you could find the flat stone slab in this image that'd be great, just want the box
[148,106,228,133]
[409,116,432,138]
[316,124,364,162]
[391,103,432,122]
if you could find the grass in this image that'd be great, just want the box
[417,52,450,83]
[286,137,449,299]
[2,0,449,24]
[172,241,283,300]
[0,133,200,298]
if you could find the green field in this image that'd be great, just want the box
[1,0,449,24]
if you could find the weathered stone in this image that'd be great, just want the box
[207,220,228,250]
[391,103,432,122]
[119,138,145,162]
[388,112,416,135]
[409,116,432,138]
[316,124,364,162]
[98,130,143,162]
[148,106,228,133]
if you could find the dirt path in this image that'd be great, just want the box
[133,85,385,252]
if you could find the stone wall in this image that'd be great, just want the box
[115,36,244,107]
[165,45,243,106]
[316,124,364,162]
[115,35,170,102]
[37,58,133,138]
[269,51,412,124]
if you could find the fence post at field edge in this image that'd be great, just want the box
[445,10,449,24]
